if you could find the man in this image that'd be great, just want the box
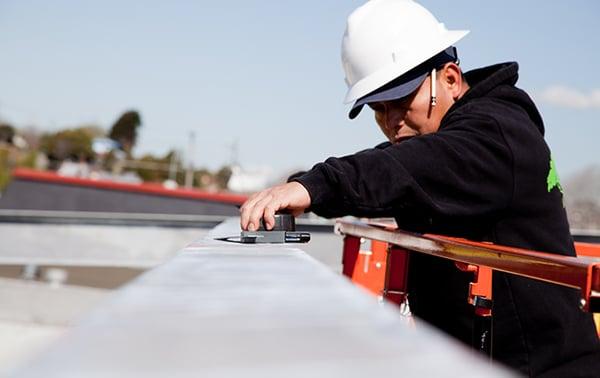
[240,0,600,376]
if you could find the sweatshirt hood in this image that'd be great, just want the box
[453,62,545,135]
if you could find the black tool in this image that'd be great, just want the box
[219,213,310,244]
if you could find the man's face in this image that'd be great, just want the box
[369,72,448,143]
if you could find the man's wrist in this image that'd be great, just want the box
[290,168,327,209]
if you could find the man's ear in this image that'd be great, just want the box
[442,62,463,100]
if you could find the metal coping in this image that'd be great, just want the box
[8,218,512,377]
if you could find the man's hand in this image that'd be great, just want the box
[240,182,311,231]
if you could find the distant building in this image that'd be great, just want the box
[227,165,273,193]
[92,138,120,156]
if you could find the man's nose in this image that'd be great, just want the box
[384,107,402,129]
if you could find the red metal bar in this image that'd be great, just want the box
[342,235,361,278]
[337,219,600,312]
[576,242,600,258]
[383,246,410,305]
[342,236,388,295]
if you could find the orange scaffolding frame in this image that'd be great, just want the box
[337,219,600,348]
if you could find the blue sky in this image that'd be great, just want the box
[1,0,598,178]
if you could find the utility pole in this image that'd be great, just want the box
[185,131,195,188]
[168,150,178,182]
[230,138,239,167]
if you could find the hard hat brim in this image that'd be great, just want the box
[344,30,469,105]
[348,46,460,119]
[349,71,428,119]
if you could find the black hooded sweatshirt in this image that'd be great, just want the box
[293,63,600,377]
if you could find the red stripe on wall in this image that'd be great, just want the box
[12,168,248,205]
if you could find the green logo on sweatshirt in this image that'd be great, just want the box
[546,157,563,194]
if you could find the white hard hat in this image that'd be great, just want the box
[342,0,469,118]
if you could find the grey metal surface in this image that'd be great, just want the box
[0,221,342,271]
[0,321,65,377]
[0,278,110,327]
[0,209,231,228]
[0,223,206,268]
[9,219,514,377]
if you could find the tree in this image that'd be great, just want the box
[109,110,142,155]
[214,165,232,190]
[19,126,43,150]
[0,147,10,190]
[133,150,182,184]
[0,123,15,144]
[39,126,103,164]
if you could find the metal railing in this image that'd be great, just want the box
[336,219,600,312]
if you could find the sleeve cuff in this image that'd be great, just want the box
[289,165,331,209]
